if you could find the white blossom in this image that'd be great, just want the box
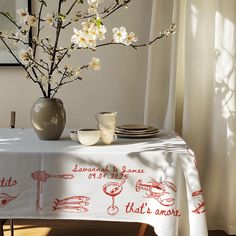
[39,75,50,86]
[45,14,54,26]
[71,24,99,49]
[71,17,107,49]
[96,24,107,40]
[124,32,137,45]
[164,31,171,37]
[87,0,103,8]
[75,67,81,76]
[112,26,127,43]
[88,6,98,15]
[71,28,89,48]
[86,36,97,49]
[82,21,97,36]
[17,8,29,23]
[89,57,101,71]
[25,15,37,27]
[18,47,33,65]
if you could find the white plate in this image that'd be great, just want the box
[115,129,159,135]
[117,124,150,130]
[115,127,159,134]
[116,130,160,138]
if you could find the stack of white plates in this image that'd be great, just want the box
[115,124,159,138]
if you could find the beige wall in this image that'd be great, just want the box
[0,0,152,129]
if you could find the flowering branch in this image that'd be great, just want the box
[47,0,64,97]
[0,37,21,64]
[0,0,176,98]
[33,0,45,58]
[0,12,21,29]
[0,36,47,97]
[102,0,131,19]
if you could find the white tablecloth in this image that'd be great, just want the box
[0,129,208,236]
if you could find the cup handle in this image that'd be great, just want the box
[113,134,117,141]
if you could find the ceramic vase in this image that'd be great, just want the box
[30,97,66,140]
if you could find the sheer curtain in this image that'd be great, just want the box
[145,0,236,234]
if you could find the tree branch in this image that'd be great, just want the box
[33,0,45,58]
[66,0,77,15]
[52,48,70,72]
[0,12,21,29]
[29,56,48,71]
[96,23,176,50]
[0,37,21,63]
[52,76,82,98]
[0,36,47,97]
[102,1,131,19]
[48,0,63,97]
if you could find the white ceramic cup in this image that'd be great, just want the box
[95,112,117,126]
[70,130,78,142]
[98,123,116,130]
[100,129,117,145]
[77,129,101,146]
[95,112,117,145]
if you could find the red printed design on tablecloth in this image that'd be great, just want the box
[187,147,199,168]
[192,201,205,214]
[187,147,195,157]
[53,196,90,213]
[73,164,144,180]
[31,170,74,212]
[0,177,17,188]
[0,193,19,207]
[124,201,181,217]
[192,189,203,197]
[103,180,126,215]
[135,178,177,207]
[191,189,205,214]
[125,202,153,214]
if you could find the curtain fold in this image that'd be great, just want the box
[145,0,236,234]
[144,0,175,129]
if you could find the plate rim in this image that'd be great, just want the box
[117,124,150,130]
[115,129,159,135]
[116,125,158,131]
[116,130,160,138]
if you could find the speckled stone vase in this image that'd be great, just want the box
[30,98,66,140]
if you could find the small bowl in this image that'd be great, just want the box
[70,130,78,142]
[77,129,101,146]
